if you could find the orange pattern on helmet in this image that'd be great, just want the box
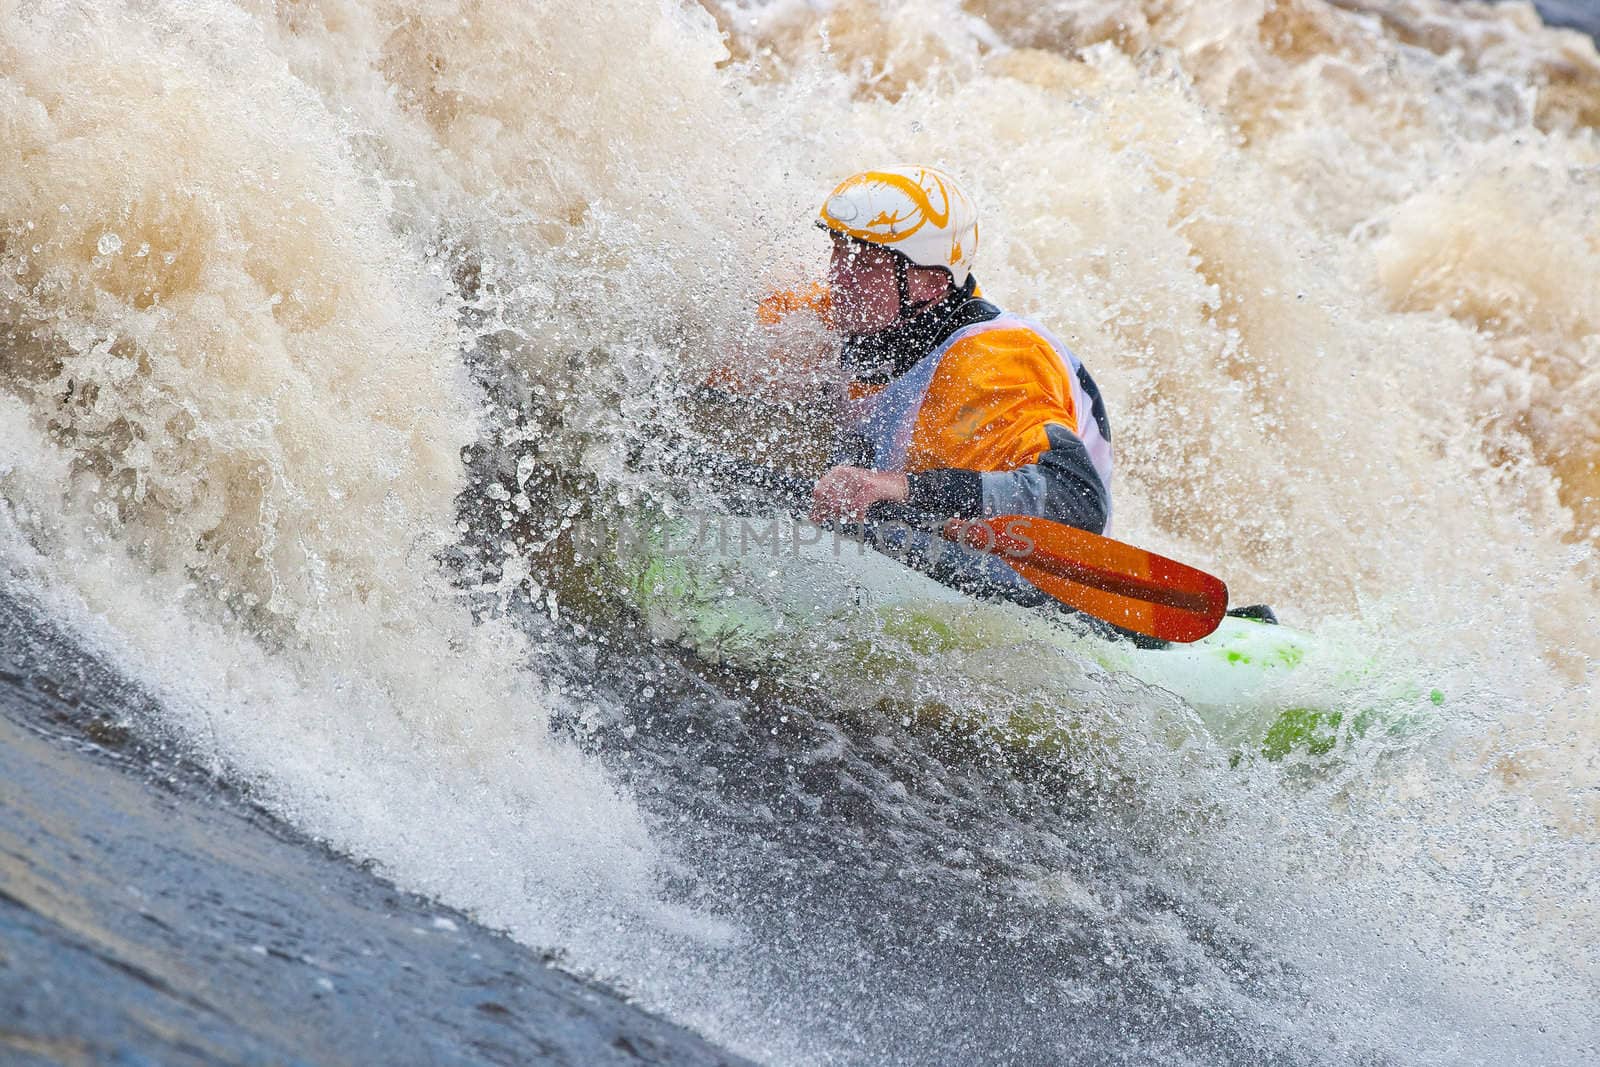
[818,166,979,286]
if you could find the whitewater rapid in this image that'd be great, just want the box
[3,0,1599,1062]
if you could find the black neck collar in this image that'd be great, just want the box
[840,276,998,384]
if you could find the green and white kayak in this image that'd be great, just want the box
[619,513,1444,765]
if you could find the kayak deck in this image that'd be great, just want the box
[621,515,1442,765]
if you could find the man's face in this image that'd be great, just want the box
[827,234,900,334]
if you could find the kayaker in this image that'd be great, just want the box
[806,166,1113,538]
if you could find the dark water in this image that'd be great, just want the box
[1530,0,1600,37]
[538,603,1335,1067]
[0,590,749,1067]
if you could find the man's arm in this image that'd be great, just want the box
[809,427,1108,533]
[810,465,909,523]
[813,329,1110,532]
[904,423,1110,534]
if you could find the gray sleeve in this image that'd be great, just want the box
[979,423,1109,534]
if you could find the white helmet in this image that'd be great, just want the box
[817,166,979,286]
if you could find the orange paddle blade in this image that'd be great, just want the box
[944,515,1229,643]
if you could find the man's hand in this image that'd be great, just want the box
[810,465,909,523]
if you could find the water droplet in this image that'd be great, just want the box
[97,233,122,256]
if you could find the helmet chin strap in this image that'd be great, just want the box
[893,252,949,319]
